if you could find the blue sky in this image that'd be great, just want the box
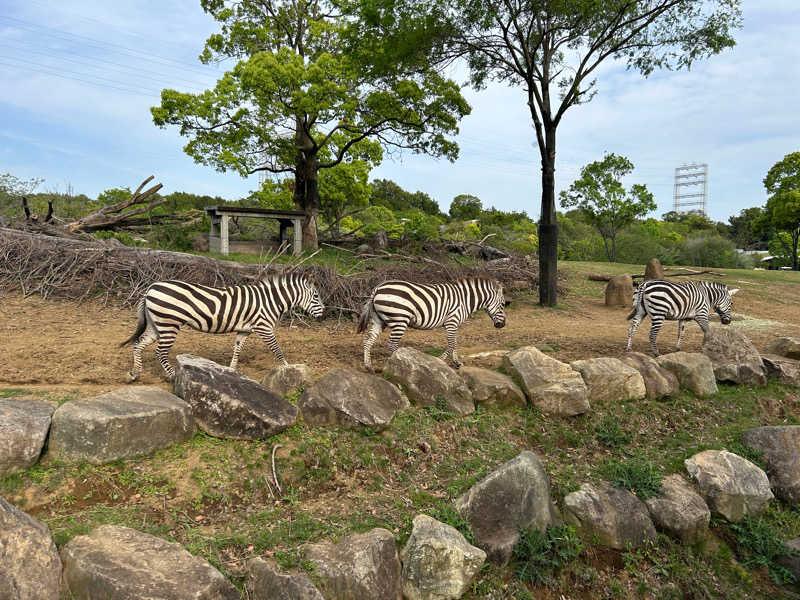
[1,1,798,223]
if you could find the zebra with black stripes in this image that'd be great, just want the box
[357,277,508,371]
[122,272,324,381]
[626,279,740,356]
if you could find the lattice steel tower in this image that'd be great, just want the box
[673,163,708,215]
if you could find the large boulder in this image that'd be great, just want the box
[386,348,474,416]
[246,557,324,600]
[0,495,61,600]
[605,275,634,307]
[465,350,510,370]
[684,450,773,521]
[261,364,314,397]
[174,355,297,440]
[400,514,486,600]
[644,474,710,544]
[644,258,665,280]
[61,525,238,599]
[656,352,718,396]
[766,336,800,360]
[619,352,679,400]
[502,346,589,416]
[0,397,56,474]
[298,368,409,430]
[459,366,526,409]
[46,387,195,465]
[455,451,560,565]
[569,357,646,403]
[563,482,656,550]
[701,328,766,386]
[761,354,800,386]
[741,426,800,503]
[304,528,402,600]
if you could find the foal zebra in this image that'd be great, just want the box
[358,277,508,370]
[626,279,739,356]
[122,272,324,381]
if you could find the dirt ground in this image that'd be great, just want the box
[2,280,799,394]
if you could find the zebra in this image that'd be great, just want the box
[357,277,508,371]
[626,279,740,356]
[121,272,324,381]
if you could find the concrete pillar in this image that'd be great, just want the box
[292,219,302,256]
[220,215,230,255]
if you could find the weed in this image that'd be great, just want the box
[727,442,767,470]
[729,516,798,585]
[594,414,632,448]
[511,524,583,584]
[599,456,663,500]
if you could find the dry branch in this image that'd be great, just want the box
[66,176,165,233]
[588,268,724,282]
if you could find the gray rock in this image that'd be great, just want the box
[702,328,767,386]
[479,245,508,261]
[570,357,646,403]
[766,337,800,360]
[46,387,195,465]
[386,348,474,416]
[455,451,560,564]
[742,426,800,502]
[762,354,800,386]
[656,352,718,396]
[246,557,324,600]
[400,514,486,600]
[644,258,665,280]
[356,243,372,254]
[304,528,402,600]
[644,474,710,544]
[684,450,773,521]
[619,352,679,400]
[502,346,589,416]
[261,363,314,397]
[464,350,510,370]
[563,482,657,550]
[0,495,61,600]
[605,275,634,307]
[174,355,297,440]
[0,398,56,474]
[298,368,409,430]
[459,366,526,409]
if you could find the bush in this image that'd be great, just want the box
[729,516,798,585]
[149,224,195,252]
[678,232,744,268]
[599,456,663,500]
[594,415,632,448]
[512,524,583,584]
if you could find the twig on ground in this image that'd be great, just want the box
[271,444,283,495]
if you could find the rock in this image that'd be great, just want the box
[644,475,710,544]
[356,243,372,254]
[684,450,773,521]
[766,336,800,360]
[455,451,560,564]
[656,352,718,396]
[702,328,767,386]
[262,363,314,397]
[777,538,800,582]
[563,482,656,550]
[459,366,526,409]
[247,557,324,600]
[386,348,474,416]
[174,355,297,440]
[400,514,486,600]
[464,350,509,370]
[373,229,389,250]
[644,258,665,280]
[502,346,589,416]
[742,426,800,502]
[605,275,634,307]
[0,495,61,600]
[761,354,800,386]
[619,352,679,399]
[304,528,402,600]
[0,398,56,474]
[569,357,646,403]
[298,368,409,430]
[479,246,508,261]
[61,525,238,599]
[46,387,195,465]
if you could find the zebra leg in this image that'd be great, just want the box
[695,315,710,341]
[626,315,643,352]
[676,320,686,351]
[387,323,408,355]
[154,326,180,380]
[441,322,462,369]
[648,317,665,357]
[229,331,251,371]
[126,325,158,382]
[254,324,287,366]
[362,320,383,372]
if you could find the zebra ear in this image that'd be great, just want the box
[729,288,740,296]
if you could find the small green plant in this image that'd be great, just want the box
[594,415,632,448]
[729,516,798,585]
[424,397,455,421]
[727,442,767,470]
[599,456,663,500]
[512,524,583,584]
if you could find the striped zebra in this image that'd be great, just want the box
[121,272,324,381]
[626,279,740,356]
[357,277,508,370]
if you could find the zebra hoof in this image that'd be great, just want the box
[124,371,138,384]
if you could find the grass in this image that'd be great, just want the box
[598,456,663,500]
[512,524,583,585]
[727,515,798,585]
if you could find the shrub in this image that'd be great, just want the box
[594,415,632,448]
[729,516,798,585]
[599,456,663,500]
[678,232,744,268]
[512,524,583,584]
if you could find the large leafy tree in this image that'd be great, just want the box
[560,153,655,262]
[347,0,741,304]
[449,194,482,220]
[152,0,469,249]
[762,152,800,270]
[369,179,442,215]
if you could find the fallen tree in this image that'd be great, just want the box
[587,268,724,282]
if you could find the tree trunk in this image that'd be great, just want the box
[538,125,558,307]
[293,124,319,251]
[793,229,799,271]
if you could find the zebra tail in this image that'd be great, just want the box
[356,299,373,334]
[120,299,147,347]
[626,285,644,320]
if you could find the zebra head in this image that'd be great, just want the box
[482,279,507,329]
[292,273,325,318]
[711,284,740,325]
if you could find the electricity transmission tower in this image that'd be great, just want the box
[673,163,708,215]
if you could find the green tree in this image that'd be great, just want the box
[348,0,741,304]
[0,173,44,216]
[370,179,442,215]
[560,153,655,262]
[152,0,469,250]
[449,194,482,220]
[319,159,372,238]
[763,152,800,270]
[728,206,768,250]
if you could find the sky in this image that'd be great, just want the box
[1,1,799,223]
